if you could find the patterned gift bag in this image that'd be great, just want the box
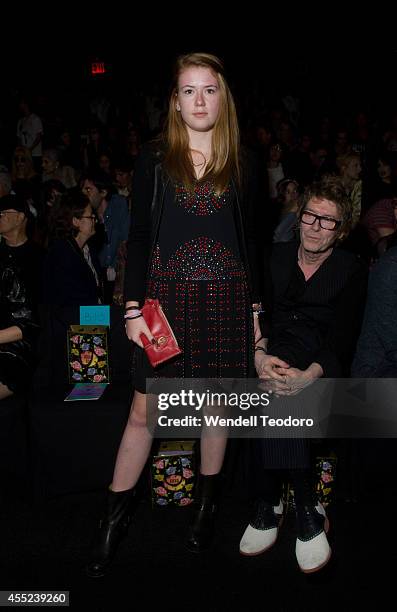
[315,455,337,507]
[67,325,110,383]
[151,441,196,507]
[283,454,337,512]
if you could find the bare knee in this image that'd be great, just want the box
[127,391,149,428]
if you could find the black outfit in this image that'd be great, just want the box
[259,240,368,469]
[0,256,39,394]
[0,239,45,312]
[42,238,101,307]
[37,238,102,386]
[124,145,262,391]
[352,245,397,377]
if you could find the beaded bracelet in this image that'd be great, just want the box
[124,308,142,317]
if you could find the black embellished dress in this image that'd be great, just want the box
[133,180,254,391]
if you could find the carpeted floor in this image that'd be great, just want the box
[2,391,396,610]
[2,452,396,612]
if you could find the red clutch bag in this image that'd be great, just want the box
[140,299,182,367]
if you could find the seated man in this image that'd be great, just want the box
[0,193,44,311]
[0,194,40,399]
[240,175,368,573]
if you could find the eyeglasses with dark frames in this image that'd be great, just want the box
[300,210,341,231]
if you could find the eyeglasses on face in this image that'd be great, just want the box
[301,210,341,231]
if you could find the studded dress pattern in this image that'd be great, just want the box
[133,181,254,389]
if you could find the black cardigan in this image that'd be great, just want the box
[123,144,264,306]
[42,238,101,307]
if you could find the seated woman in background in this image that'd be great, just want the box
[273,178,300,243]
[360,192,397,258]
[366,152,397,206]
[336,152,362,227]
[43,189,102,306]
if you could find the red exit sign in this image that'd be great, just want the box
[91,62,106,75]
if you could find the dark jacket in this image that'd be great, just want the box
[0,257,39,368]
[263,241,368,377]
[352,246,397,377]
[123,144,264,305]
[42,238,101,307]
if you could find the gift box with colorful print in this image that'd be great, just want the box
[283,454,337,512]
[151,441,196,507]
[316,456,337,507]
[67,325,110,384]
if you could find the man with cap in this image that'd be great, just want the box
[0,193,44,311]
[0,194,42,399]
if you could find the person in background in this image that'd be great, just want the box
[114,157,134,211]
[16,97,43,174]
[0,193,44,310]
[337,152,362,227]
[273,178,300,243]
[10,146,41,210]
[42,148,77,189]
[36,179,66,247]
[352,244,397,377]
[43,189,101,307]
[267,143,285,201]
[0,194,41,399]
[81,172,130,304]
[360,193,397,257]
[0,171,12,199]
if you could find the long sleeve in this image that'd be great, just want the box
[98,195,130,269]
[267,244,368,376]
[123,147,156,305]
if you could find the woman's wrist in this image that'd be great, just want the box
[252,302,265,317]
[124,312,143,320]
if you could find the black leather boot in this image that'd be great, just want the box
[86,487,137,578]
[186,473,219,553]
